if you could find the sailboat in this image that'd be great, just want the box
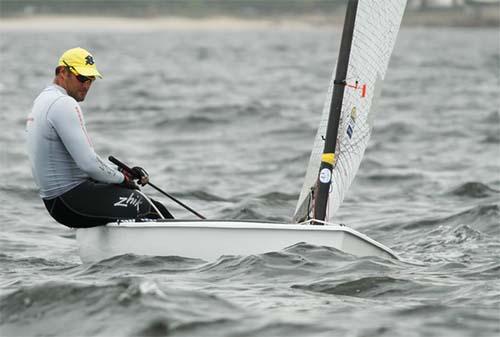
[77,0,408,263]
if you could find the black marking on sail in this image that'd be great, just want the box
[313,0,358,223]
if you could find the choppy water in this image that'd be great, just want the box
[1,22,499,337]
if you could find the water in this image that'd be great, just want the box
[1,21,499,336]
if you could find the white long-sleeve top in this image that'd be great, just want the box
[26,84,124,199]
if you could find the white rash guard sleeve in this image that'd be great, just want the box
[47,97,124,184]
[26,85,125,199]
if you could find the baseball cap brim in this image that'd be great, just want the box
[73,65,102,79]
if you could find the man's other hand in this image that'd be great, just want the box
[132,166,149,186]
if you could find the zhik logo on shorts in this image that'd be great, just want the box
[114,193,143,211]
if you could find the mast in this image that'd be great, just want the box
[313,0,358,222]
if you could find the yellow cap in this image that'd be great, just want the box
[58,47,102,78]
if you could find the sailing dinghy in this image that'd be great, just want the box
[77,0,407,263]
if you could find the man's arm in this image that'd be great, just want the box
[48,96,125,184]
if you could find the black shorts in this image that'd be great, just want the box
[43,180,173,228]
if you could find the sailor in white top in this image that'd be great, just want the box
[26,47,172,227]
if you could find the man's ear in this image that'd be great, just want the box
[61,67,70,76]
[55,65,66,76]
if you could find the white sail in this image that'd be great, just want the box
[294,0,406,222]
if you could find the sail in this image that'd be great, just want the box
[294,0,406,223]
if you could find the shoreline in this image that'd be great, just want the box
[2,16,340,32]
[0,11,498,32]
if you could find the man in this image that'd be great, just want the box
[26,47,173,228]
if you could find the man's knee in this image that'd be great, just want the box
[151,199,174,219]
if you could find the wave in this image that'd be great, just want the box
[235,321,328,337]
[174,190,230,202]
[98,102,166,114]
[133,316,235,337]
[292,276,416,298]
[196,244,387,282]
[283,243,356,263]
[156,101,273,125]
[0,281,129,332]
[0,185,39,201]
[0,278,243,336]
[402,222,491,263]
[394,303,450,316]
[154,114,225,128]
[402,204,500,231]
[0,253,67,269]
[74,254,205,277]
[437,224,482,244]
[364,172,424,182]
[447,182,500,198]
[459,262,500,281]
[481,133,500,144]
[257,191,298,202]
[483,110,500,124]
[359,158,385,170]
[77,244,363,282]
[201,244,330,269]
[193,103,242,115]
[133,319,171,336]
[217,205,269,221]
[376,121,416,141]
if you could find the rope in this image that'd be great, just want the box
[136,190,165,220]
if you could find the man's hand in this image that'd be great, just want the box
[132,166,149,186]
[120,169,139,190]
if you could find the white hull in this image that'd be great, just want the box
[76,220,397,263]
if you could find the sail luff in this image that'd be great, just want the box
[313,0,359,222]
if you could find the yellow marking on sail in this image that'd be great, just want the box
[321,153,336,165]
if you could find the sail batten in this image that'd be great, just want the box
[294,0,407,223]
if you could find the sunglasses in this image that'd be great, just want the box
[62,61,95,83]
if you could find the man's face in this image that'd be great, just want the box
[62,67,95,102]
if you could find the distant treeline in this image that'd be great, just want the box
[1,0,348,18]
[1,0,498,26]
